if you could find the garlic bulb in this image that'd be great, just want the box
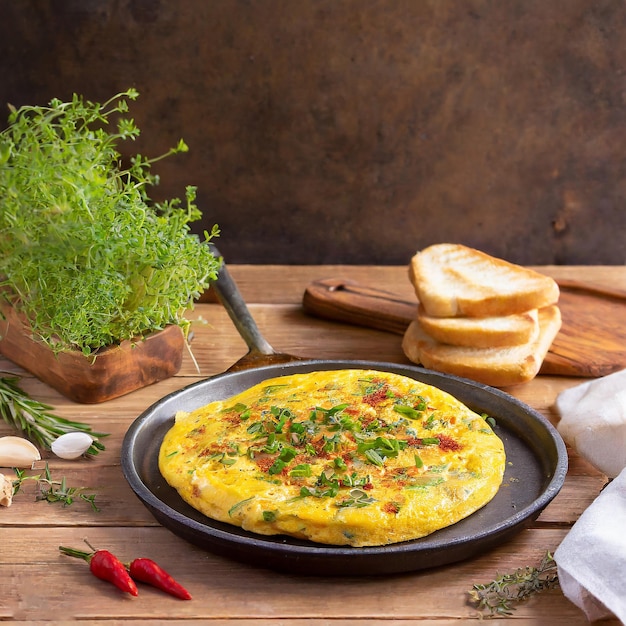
[0,472,13,506]
[0,436,41,468]
[51,432,94,460]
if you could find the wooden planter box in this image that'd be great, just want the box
[0,303,185,403]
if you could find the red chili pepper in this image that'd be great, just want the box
[128,558,192,600]
[59,546,138,596]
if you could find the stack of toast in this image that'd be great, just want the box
[402,243,562,387]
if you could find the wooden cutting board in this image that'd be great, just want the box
[302,277,626,378]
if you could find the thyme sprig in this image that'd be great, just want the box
[468,551,560,617]
[12,464,100,512]
[0,374,107,456]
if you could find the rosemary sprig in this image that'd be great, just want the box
[12,464,100,512]
[468,551,560,617]
[0,374,107,456]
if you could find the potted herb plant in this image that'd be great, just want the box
[0,89,220,403]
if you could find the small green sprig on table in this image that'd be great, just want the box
[468,551,560,617]
[12,463,100,511]
[0,373,107,456]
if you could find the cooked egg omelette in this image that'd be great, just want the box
[159,369,506,547]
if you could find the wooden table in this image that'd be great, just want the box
[1,264,623,625]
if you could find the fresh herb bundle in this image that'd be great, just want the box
[0,89,219,355]
[468,551,560,617]
[12,464,100,511]
[0,374,107,456]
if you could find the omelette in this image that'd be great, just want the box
[159,369,506,547]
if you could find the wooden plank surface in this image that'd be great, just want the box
[1,264,624,625]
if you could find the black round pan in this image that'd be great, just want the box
[121,249,568,576]
[122,359,567,576]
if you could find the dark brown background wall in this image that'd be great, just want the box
[1,0,625,265]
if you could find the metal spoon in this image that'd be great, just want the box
[208,244,302,372]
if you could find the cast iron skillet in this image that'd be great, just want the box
[121,248,568,576]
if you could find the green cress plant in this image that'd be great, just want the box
[0,89,220,356]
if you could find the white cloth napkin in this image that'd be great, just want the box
[553,369,626,624]
[556,368,626,479]
[554,468,626,624]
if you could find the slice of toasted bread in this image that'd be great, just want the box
[402,305,562,387]
[409,243,560,317]
[416,306,539,348]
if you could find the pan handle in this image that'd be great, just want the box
[208,244,277,356]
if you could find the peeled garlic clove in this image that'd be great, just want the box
[0,436,41,468]
[51,432,93,460]
[0,472,13,507]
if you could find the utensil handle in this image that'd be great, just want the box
[556,278,626,300]
[302,278,417,335]
[209,245,276,355]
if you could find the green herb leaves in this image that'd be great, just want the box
[357,436,407,467]
[0,90,220,355]
[468,551,559,617]
[12,463,100,511]
[0,374,107,455]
